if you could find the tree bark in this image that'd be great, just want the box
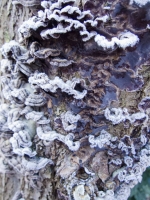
[0,1,150,200]
[0,2,52,200]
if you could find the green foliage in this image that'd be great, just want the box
[128,167,150,200]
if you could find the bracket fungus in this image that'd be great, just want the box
[1,0,150,199]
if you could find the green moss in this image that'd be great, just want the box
[128,167,150,200]
[4,31,11,42]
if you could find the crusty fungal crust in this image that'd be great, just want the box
[1,0,150,199]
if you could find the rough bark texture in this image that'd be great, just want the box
[0,0,34,104]
[0,2,44,200]
[0,1,32,47]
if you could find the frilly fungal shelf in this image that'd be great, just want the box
[1,0,150,199]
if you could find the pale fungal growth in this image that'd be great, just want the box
[8,155,53,173]
[104,108,129,125]
[41,1,52,9]
[15,62,32,77]
[1,0,150,199]
[115,184,131,200]
[0,104,10,131]
[139,154,150,170]
[22,157,53,171]
[11,88,28,102]
[0,59,12,74]
[0,40,26,59]
[73,185,90,200]
[109,159,122,166]
[25,111,43,121]
[50,58,74,67]
[95,190,115,200]
[34,48,60,59]
[1,77,20,101]
[130,0,150,6]
[97,191,105,198]
[130,112,148,124]
[95,31,139,50]
[138,97,150,112]
[118,141,129,155]
[36,117,50,125]
[118,170,127,182]
[37,125,80,151]
[10,130,32,148]
[89,129,112,148]
[95,15,110,23]
[12,0,41,6]
[10,139,36,157]
[18,17,47,41]
[7,108,22,127]
[8,118,36,157]
[25,111,46,123]
[105,107,148,125]
[17,0,139,51]
[124,156,133,167]
[61,111,81,131]
[11,191,24,200]
[29,72,87,99]
[140,134,147,145]
[25,93,46,106]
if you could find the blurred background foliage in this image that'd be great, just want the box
[128,167,150,200]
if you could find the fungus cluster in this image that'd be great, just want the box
[1,0,150,199]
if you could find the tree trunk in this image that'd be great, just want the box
[0,2,53,200]
[0,1,33,47]
[0,1,150,200]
